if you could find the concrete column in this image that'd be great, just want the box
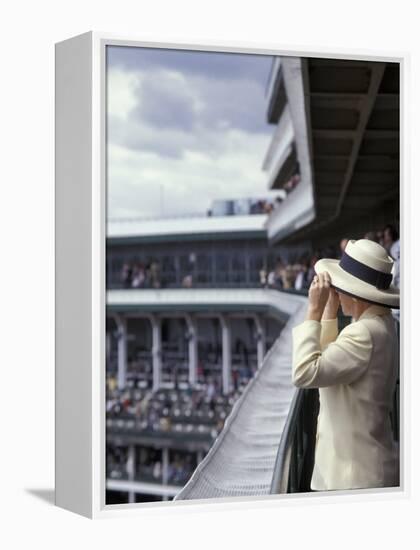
[150,315,162,392]
[185,314,198,386]
[127,444,136,504]
[162,447,169,501]
[219,315,232,395]
[253,315,266,369]
[162,447,169,484]
[115,315,127,390]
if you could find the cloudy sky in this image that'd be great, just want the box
[107,45,275,220]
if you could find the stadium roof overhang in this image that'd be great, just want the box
[107,214,268,245]
[263,57,316,243]
[265,57,400,245]
[107,288,307,323]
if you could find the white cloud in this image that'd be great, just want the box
[106,58,274,219]
[107,68,138,120]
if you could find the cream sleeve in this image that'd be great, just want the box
[320,318,339,350]
[291,320,372,388]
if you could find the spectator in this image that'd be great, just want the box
[383,224,400,289]
[153,461,162,480]
[131,263,145,288]
[232,369,240,391]
[274,196,283,208]
[250,200,258,214]
[121,263,133,288]
[340,238,349,255]
[182,274,193,288]
[107,375,117,392]
[364,231,379,242]
[294,259,310,291]
[206,378,216,400]
[275,265,285,289]
[263,201,273,214]
[267,269,277,288]
[307,254,319,283]
[282,265,295,289]
[383,225,399,256]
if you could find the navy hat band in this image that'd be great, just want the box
[339,252,393,290]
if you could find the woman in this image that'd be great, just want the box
[292,238,400,491]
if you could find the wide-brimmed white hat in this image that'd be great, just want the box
[314,239,399,308]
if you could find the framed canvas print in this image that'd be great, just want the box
[55,31,406,518]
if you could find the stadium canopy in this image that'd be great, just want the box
[107,214,268,244]
[107,287,292,323]
[264,56,399,245]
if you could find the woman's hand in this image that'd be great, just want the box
[305,271,332,321]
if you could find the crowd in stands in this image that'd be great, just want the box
[205,175,300,218]
[248,198,278,215]
[106,380,248,488]
[256,174,300,216]
[207,193,287,217]
[120,261,161,289]
[115,222,399,292]
[107,354,256,393]
[116,223,400,294]
[165,452,196,485]
[106,380,245,438]
[262,223,400,292]
[249,196,284,214]
[145,450,196,486]
[107,445,197,486]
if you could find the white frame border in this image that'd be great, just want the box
[56,31,410,519]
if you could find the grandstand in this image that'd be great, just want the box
[105,215,310,503]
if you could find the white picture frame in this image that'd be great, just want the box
[55,31,408,519]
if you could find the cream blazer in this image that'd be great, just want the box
[292,304,399,491]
